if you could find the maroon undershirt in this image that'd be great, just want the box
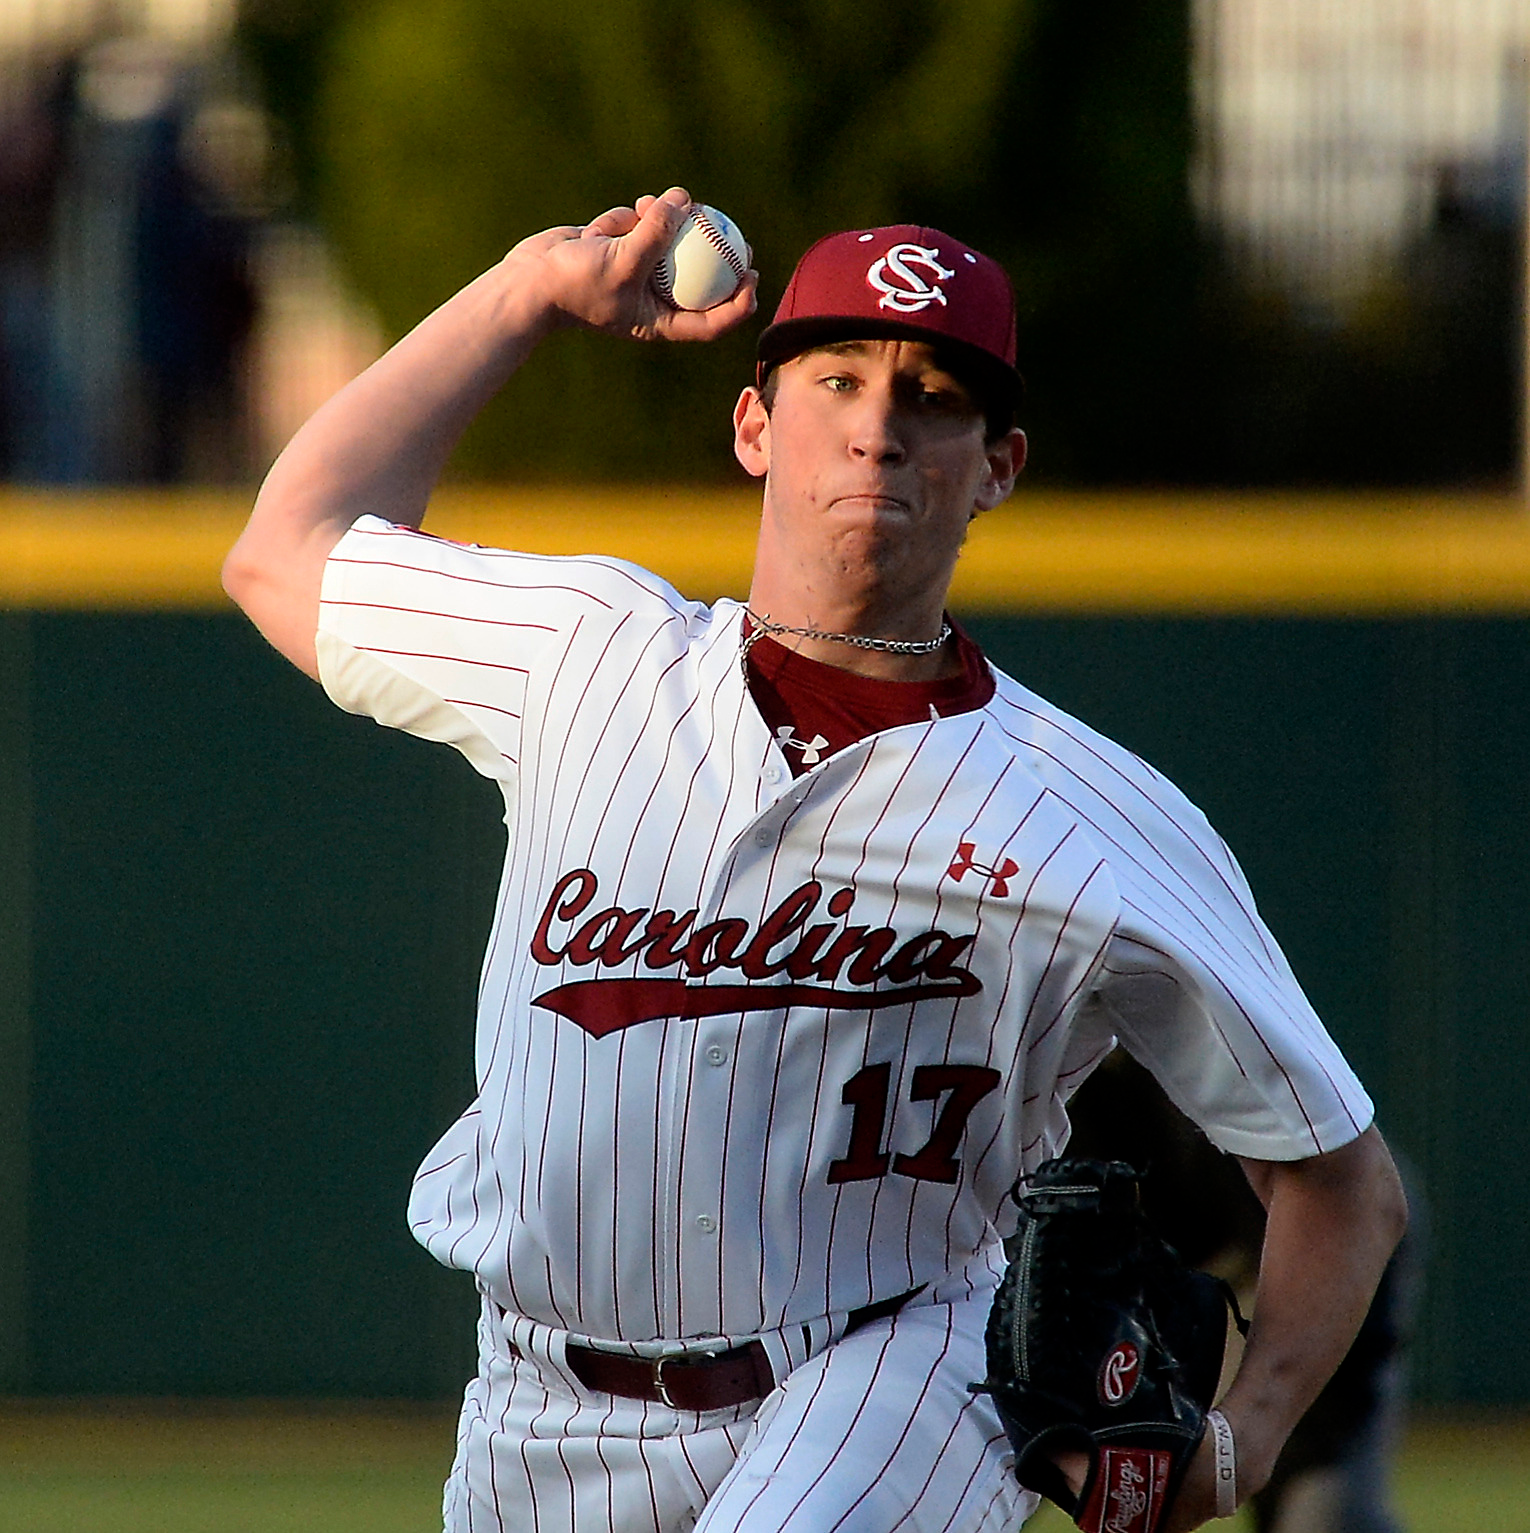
[744,619,996,776]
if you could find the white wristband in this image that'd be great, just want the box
[1206,1408,1237,1519]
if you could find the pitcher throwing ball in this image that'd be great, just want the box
[224,188,1406,1533]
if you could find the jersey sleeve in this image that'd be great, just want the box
[1093,819,1373,1161]
[991,677,1374,1162]
[315,514,695,781]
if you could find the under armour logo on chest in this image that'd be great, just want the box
[776,725,830,765]
[948,842,1020,897]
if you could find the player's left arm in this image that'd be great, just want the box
[1166,1123,1407,1531]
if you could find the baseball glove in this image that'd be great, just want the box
[974,1158,1245,1533]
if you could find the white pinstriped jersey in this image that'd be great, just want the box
[317,515,1372,1345]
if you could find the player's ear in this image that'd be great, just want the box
[973,428,1026,516]
[733,387,770,479]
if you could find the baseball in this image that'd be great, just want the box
[652,203,749,311]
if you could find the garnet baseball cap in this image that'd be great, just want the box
[757,225,1023,409]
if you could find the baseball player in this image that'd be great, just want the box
[223,189,1406,1533]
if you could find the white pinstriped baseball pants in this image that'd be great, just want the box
[443,1258,1038,1532]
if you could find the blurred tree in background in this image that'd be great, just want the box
[238,0,1201,483]
[238,0,1517,487]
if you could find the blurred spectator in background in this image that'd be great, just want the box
[51,34,260,484]
[0,53,70,480]
[1,31,263,486]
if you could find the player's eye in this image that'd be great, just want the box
[909,377,978,420]
[820,373,858,393]
[913,388,960,415]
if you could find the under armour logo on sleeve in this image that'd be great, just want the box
[947,842,1020,897]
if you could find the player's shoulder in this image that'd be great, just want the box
[980,665,1236,881]
[328,514,710,625]
[981,666,1181,803]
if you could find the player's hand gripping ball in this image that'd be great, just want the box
[652,204,750,311]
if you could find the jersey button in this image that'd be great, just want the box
[695,1214,717,1233]
[753,828,772,847]
[763,763,783,784]
[704,1043,728,1066]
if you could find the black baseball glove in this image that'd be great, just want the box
[974,1158,1244,1533]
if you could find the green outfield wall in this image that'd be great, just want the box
[2,491,1529,1406]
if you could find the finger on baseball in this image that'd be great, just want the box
[607,189,693,292]
[632,187,692,253]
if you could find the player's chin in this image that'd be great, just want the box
[822,519,910,574]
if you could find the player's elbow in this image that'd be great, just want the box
[219,519,327,680]
[1369,1132,1410,1254]
[221,530,293,634]
[221,533,262,612]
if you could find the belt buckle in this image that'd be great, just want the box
[651,1352,681,1408]
[652,1343,730,1408]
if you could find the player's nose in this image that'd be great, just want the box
[845,384,907,464]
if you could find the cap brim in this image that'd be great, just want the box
[757,315,1024,410]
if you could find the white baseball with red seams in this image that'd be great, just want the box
[316,515,1372,1532]
[652,203,749,310]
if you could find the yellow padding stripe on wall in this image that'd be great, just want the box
[5,487,1530,613]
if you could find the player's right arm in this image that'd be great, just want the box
[222,187,757,678]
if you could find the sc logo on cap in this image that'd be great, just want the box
[867,243,956,313]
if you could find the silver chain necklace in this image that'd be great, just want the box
[741,610,952,674]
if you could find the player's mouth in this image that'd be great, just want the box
[828,489,913,515]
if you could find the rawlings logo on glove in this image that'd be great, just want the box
[973,1159,1246,1533]
[1099,1341,1141,1405]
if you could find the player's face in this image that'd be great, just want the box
[733,340,1025,610]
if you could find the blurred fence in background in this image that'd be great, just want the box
[2,491,1530,1408]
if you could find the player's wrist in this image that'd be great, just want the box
[1204,1409,1237,1519]
[1203,1400,1277,1505]
[486,250,575,343]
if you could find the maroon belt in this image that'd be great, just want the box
[565,1337,774,1411]
[561,1285,924,1411]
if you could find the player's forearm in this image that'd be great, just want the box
[1220,1126,1407,1497]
